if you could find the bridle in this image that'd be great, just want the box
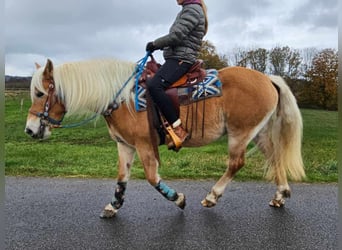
[29,77,66,130]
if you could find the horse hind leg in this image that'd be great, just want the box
[267,159,291,208]
[201,136,248,208]
[100,142,135,218]
[254,130,291,208]
[267,156,292,208]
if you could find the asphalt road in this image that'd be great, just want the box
[5,177,338,250]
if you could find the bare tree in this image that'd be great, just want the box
[286,49,302,79]
[269,46,287,75]
[269,46,302,79]
[228,47,248,67]
[300,47,319,79]
[247,48,268,73]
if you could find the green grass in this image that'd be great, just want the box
[5,91,337,182]
[300,109,337,182]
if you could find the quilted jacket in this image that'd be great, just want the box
[153,3,206,64]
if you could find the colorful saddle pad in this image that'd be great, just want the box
[135,69,222,112]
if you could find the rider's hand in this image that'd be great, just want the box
[146,42,156,53]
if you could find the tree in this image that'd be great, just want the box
[269,46,302,79]
[286,49,302,79]
[269,46,287,75]
[228,47,248,67]
[300,47,319,80]
[305,49,338,110]
[198,40,228,69]
[246,48,268,73]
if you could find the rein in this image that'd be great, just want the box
[56,115,99,129]
[32,53,151,129]
[104,51,151,115]
[134,52,151,111]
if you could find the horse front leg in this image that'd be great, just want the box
[100,142,135,218]
[136,144,186,209]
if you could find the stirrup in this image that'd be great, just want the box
[165,125,183,151]
[165,135,181,152]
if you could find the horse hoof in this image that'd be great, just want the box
[269,199,285,208]
[201,192,218,208]
[201,198,217,208]
[100,203,117,218]
[175,193,186,209]
[201,199,216,208]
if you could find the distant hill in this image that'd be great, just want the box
[5,75,31,89]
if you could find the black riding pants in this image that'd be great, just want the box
[146,59,192,125]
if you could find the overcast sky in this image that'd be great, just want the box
[5,0,338,76]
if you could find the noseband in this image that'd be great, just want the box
[29,78,65,129]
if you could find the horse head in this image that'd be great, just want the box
[25,59,66,139]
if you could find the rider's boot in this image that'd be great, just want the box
[166,123,189,151]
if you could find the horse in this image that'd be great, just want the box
[25,55,305,218]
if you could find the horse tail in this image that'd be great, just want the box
[264,75,305,182]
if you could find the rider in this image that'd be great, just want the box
[145,0,208,148]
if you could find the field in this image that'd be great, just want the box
[5,91,337,182]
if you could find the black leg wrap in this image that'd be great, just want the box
[111,182,127,209]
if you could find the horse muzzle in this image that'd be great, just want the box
[25,118,52,140]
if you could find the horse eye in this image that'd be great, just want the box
[35,91,45,98]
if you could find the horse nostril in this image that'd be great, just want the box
[25,128,34,137]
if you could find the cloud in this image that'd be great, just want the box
[5,0,338,76]
[287,0,337,28]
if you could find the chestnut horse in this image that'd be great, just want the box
[25,56,305,218]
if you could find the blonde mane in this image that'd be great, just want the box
[31,59,137,116]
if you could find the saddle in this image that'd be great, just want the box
[139,56,206,89]
[139,56,207,117]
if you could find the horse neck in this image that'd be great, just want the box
[53,59,136,116]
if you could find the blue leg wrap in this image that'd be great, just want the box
[111,182,127,209]
[155,181,178,201]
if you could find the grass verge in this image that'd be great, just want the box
[5,91,337,182]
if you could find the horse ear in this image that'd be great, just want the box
[35,62,41,69]
[43,59,54,78]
